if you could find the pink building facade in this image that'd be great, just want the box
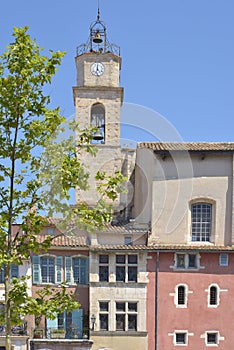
[147,250,234,349]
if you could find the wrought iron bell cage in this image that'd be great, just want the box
[90,11,107,53]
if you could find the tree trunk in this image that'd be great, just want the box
[5,264,11,350]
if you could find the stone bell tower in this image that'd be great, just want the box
[73,8,125,208]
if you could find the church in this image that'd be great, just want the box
[3,7,234,350]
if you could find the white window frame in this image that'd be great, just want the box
[168,330,193,346]
[189,199,216,244]
[170,284,193,308]
[219,253,228,266]
[206,284,227,308]
[191,202,212,242]
[174,331,188,346]
[208,284,219,308]
[203,331,224,346]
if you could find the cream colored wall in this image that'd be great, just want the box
[91,334,148,350]
[151,176,230,245]
[20,260,32,296]
[0,337,28,350]
[96,232,146,246]
[135,149,233,245]
[90,252,148,285]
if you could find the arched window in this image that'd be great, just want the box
[191,202,212,242]
[91,103,105,144]
[209,285,218,306]
[177,285,185,305]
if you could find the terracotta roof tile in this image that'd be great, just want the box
[148,244,234,252]
[91,244,234,252]
[90,244,149,251]
[38,234,89,247]
[138,142,234,152]
[100,223,148,234]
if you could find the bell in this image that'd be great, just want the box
[93,128,103,140]
[93,31,103,44]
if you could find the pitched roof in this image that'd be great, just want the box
[138,142,234,152]
[37,234,89,247]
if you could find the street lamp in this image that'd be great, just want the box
[91,314,96,331]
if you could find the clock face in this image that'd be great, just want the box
[91,62,104,76]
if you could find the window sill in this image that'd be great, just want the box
[33,283,89,287]
[91,331,148,337]
[170,266,200,272]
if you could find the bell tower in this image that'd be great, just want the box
[73,8,124,206]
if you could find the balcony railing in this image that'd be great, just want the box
[33,327,88,340]
[0,324,27,336]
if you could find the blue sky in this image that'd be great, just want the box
[1,0,234,142]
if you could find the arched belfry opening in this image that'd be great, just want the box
[91,103,105,144]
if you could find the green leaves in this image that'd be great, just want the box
[0,26,128,350]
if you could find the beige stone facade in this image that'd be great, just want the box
[89,249,148,350]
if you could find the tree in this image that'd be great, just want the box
[0,27,125,350]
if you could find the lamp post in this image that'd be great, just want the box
[91,314,96,331]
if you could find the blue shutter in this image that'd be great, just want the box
[65,257,72,284]
[72,309,83,339]
[55,257,63,283]
[47,316,58,338]
[32,256,41,284]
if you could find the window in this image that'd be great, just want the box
[0,265,19,283]
[65,257,89,285]
[209,286,217,306]
[172,284,190,308]
[219,253,228,266]
[191,203,212,242]
[177,286,185,305]
[99,255,109,282]
[175,253,198,270]
[207,284,222,308]
[91,103,105,144]
[116,302,137,331]
[41,256,55,283]
[202,331,224,346]
[175,332,187,345]
[32,256,88,285]
[99,302,109,331]
[207,332,218,345]
[73,258,88,284]
[116,255,137,282]
[124,236,132,246]
[47,227,55,236]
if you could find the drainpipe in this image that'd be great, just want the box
[155,251,159,350]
